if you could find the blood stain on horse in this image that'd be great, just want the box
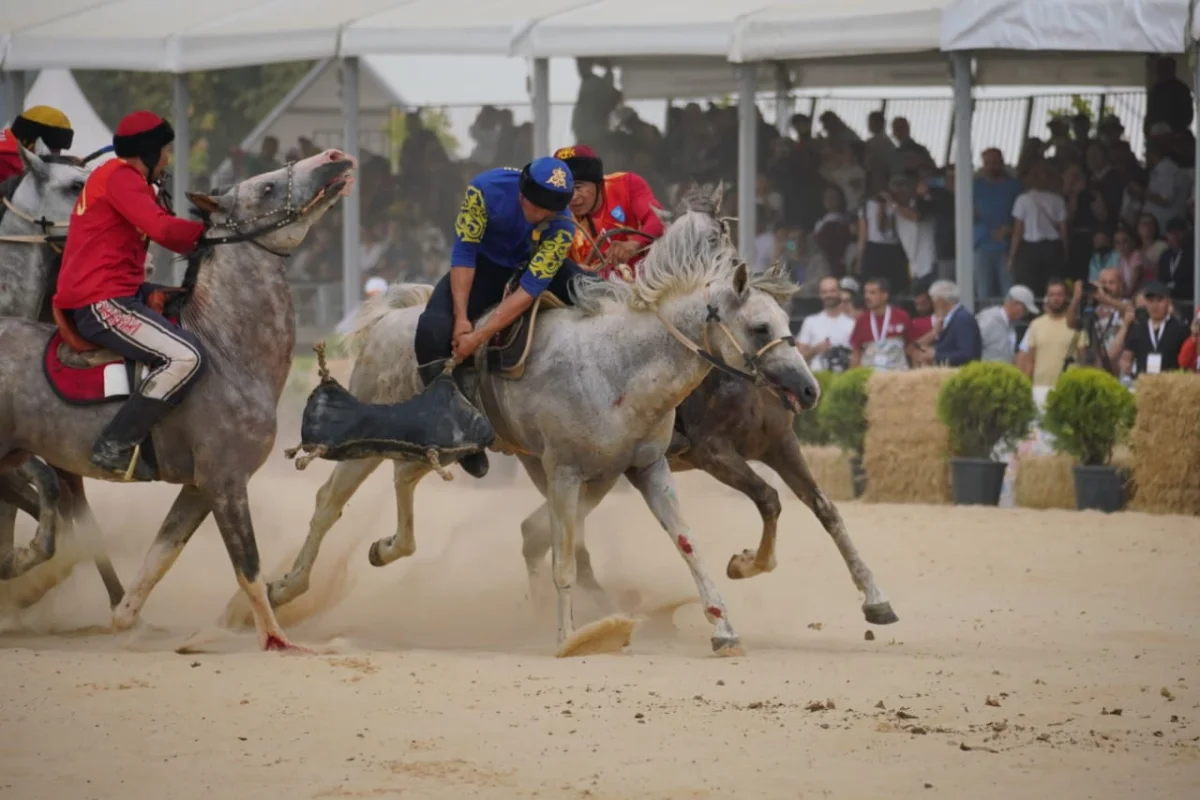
[706,606,723,619]
[677,534,693,554]
[613,393,624,407]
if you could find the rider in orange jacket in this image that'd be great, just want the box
[552,145,665,279]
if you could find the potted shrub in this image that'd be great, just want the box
[1042,367,1136,512]
[791,370,836,446]
[936,361,1038,506]
[817,367,873,497]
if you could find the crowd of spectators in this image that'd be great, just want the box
[210,56,1196,360]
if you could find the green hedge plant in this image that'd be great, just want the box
[791,370,836,445]
[817,367,873,457]
[1042,367,1136,466]
[936,361,1038,459]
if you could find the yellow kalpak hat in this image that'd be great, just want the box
[12,105,75,151]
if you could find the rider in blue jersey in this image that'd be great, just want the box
[413,156,580,478]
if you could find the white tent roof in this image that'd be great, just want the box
[940,0,1198,54]
[1,0,412,72]
[343,0,592,57]
[730,0,947,63]
[23,68,115,162]
[523,0,778,58]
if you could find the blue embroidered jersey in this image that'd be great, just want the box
[450,167,576,296]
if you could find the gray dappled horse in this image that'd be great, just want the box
[255,184,827,657]
[0,149,355,649]
[0,147,124,606]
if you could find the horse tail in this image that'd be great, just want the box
[342,282,434,359]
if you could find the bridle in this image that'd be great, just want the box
[567,208,798,401]
[0,147,123,251]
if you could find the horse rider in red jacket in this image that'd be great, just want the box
[552,144,665,279]
[0,105,76,182]
[54,111,208,481]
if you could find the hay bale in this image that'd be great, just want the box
[1129,374,1200,515]
[862,368,954,504]
[1014,453,1076,509]
[799,446,854,502]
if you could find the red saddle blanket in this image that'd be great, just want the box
[43,331,133,406]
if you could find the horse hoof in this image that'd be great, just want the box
[367,541,386,567]
[863,602,899,625]
[711,636,745,657]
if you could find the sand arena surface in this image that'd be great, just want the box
[1,456,1198,799]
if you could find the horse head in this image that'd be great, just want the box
[4,147,89,233]
[700,256,820,415]
[186,149,356,253]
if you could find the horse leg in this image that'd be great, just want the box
[0,499,15,579]
[5,460,63,577]
[58,472,125,609]
[765,436,898,625]
[112,486,211,631]
[625,457,743,655]
[520,477,620,615]
[206,480,298,651]
[546,465,583,649]
[268,457,383,608]
[367,461,432,568]
[679,442,782,580]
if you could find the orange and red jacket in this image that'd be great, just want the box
[54,158,205,310]
[568,171,664,279]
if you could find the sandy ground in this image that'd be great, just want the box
[1,453,1198,800]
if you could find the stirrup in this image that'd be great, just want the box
[121,443,143,483]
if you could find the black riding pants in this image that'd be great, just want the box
[413,256,583,370]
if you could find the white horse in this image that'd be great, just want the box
[259,185,821,656]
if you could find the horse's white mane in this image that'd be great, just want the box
[570,184,737,316]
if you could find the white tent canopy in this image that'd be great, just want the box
[342,0,591,57]
[941,0,1197,54]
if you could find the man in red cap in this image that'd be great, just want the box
[54,110,208,481]
[552,145,664,279]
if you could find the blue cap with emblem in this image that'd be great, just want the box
[519,156,574,213]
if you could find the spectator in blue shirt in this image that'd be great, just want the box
[973,148,1023,304]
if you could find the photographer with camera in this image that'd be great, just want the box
[1066,267,1131,373]
[797,277,855,372]
[1118,281,1190,380]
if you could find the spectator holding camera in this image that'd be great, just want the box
[797,277,855,372]
[1119,281,1190,378]
[1069,267,1131,372]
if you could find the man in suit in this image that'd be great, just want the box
[1159,217,1194,303]
[930,279,982,366]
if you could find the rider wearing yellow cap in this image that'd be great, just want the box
[0,105,75,182]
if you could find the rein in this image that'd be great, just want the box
[0,197,68,250]
[652,280,796,394]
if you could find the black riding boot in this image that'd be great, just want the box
[451,364,489,479]
[89,393,171,482]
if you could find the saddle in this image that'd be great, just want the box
[44,287,186,405]
[482,290,567,380]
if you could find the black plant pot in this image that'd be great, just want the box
[949,457,1008,506]
[1072,464,1124,513]
[849,456,866,499]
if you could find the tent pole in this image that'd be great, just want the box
[952,52,975,312]
[773,62,791,135]
[737,64,757,264]
[172,73,190,286]
[531,58,550,159]
[341,56,362,320]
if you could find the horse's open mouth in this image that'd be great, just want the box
[781,388,805,414]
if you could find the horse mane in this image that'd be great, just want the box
[749,261,800,303]
[342,282,434,358]
[570,182,735,316]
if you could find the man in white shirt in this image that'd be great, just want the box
[797,276,855,371]
[976,284,1040,363]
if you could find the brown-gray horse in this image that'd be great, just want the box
[0,149,355,648]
